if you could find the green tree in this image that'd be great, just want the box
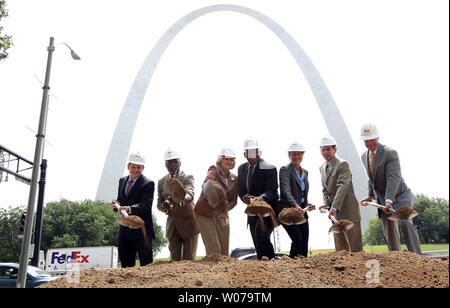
[413,195,449,244]
[0,199,168,262]
[363,217,385,246]
[0,206,25,262]
[41,199,168,257]
[363,194,449,245]
[0,0,13,60]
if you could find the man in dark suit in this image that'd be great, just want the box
[115,152,155,267]
[238,137,279,260]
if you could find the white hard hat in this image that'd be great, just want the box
[164,148,180,161]
[360,123,379,140]
[243,137,260,150]
[287,141,305,152]
[319,135,337,147]
[128,152,145,166]
[218,148,236,158]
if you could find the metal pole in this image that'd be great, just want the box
[16,37,54,288]
[31,159,47,268]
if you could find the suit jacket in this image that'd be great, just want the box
[320,156,361,222]
[157,170,198,240]
[237,159,279,210]
[278,163,309,218]
[361,143,416,210]
[117,174,155,239]
[195,164,238,217]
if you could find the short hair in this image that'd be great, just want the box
[217,156,236,170]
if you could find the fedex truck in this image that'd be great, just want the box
[45,246,118,275]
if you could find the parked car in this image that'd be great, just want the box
[230,247,256,259]
[0,263,59,288]
[237,252,290,260]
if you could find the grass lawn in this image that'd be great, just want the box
[309,243,449,255]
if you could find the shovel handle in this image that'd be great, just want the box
[111,200,129,217]
[304,205,316,212]
[363,201,396,213]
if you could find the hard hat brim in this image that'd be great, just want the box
[360,134,379,141]
[165,156,180,161]
[128,161,145,166]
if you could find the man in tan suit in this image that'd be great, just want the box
[319,136,363,252]
[157,149,198,261]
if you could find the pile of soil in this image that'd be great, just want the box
[39,251,448,288]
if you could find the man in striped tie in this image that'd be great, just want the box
[114,152,155,267]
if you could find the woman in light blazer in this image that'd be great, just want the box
[278,141,311,258]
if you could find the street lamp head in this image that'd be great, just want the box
[58,42,81,60]
[70,50,81,60]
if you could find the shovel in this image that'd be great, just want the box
[329,216,354,233]
[319,208,354,233]
[303,205,316,212]
[320,209,352,252]
[111,200,129,218]
[362,201,419,221]
[330,216,352,252]
[109,200,151,247]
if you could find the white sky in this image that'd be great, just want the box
[0,0,448,258]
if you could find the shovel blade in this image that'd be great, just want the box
[329,219,354,233]
[388,206,419,221]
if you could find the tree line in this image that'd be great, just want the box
[364,194,449,245]
[0,199,167,262]
[0,194,448,262]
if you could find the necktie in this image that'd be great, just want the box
[246,165,255,192]
[126,179,134,196]
[370,151,375,176]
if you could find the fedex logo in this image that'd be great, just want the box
[51,251,90,264]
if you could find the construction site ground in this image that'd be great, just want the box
[38,250,448,288]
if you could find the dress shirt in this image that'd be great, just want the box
[294,167,306,204]
[124,175,141,214]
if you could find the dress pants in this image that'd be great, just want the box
[282,221,309,258]
[169,231,199,261]
[195,212,230,256]
[380,211,422,254]
[118,227,153,268]
[345,221,363,252]
[248,216,275,260]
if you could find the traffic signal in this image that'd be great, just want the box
[19,213,26,234]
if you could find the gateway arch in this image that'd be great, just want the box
[96,4,376,231]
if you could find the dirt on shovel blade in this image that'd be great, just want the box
[329,220,354,233]
[389,207,419,221]
[38,251,448,288]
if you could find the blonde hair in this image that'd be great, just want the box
[217,156,236,170]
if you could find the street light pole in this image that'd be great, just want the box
[17,36,54,288]
[16,37,80,288]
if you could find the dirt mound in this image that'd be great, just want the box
[38,251,448,288]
